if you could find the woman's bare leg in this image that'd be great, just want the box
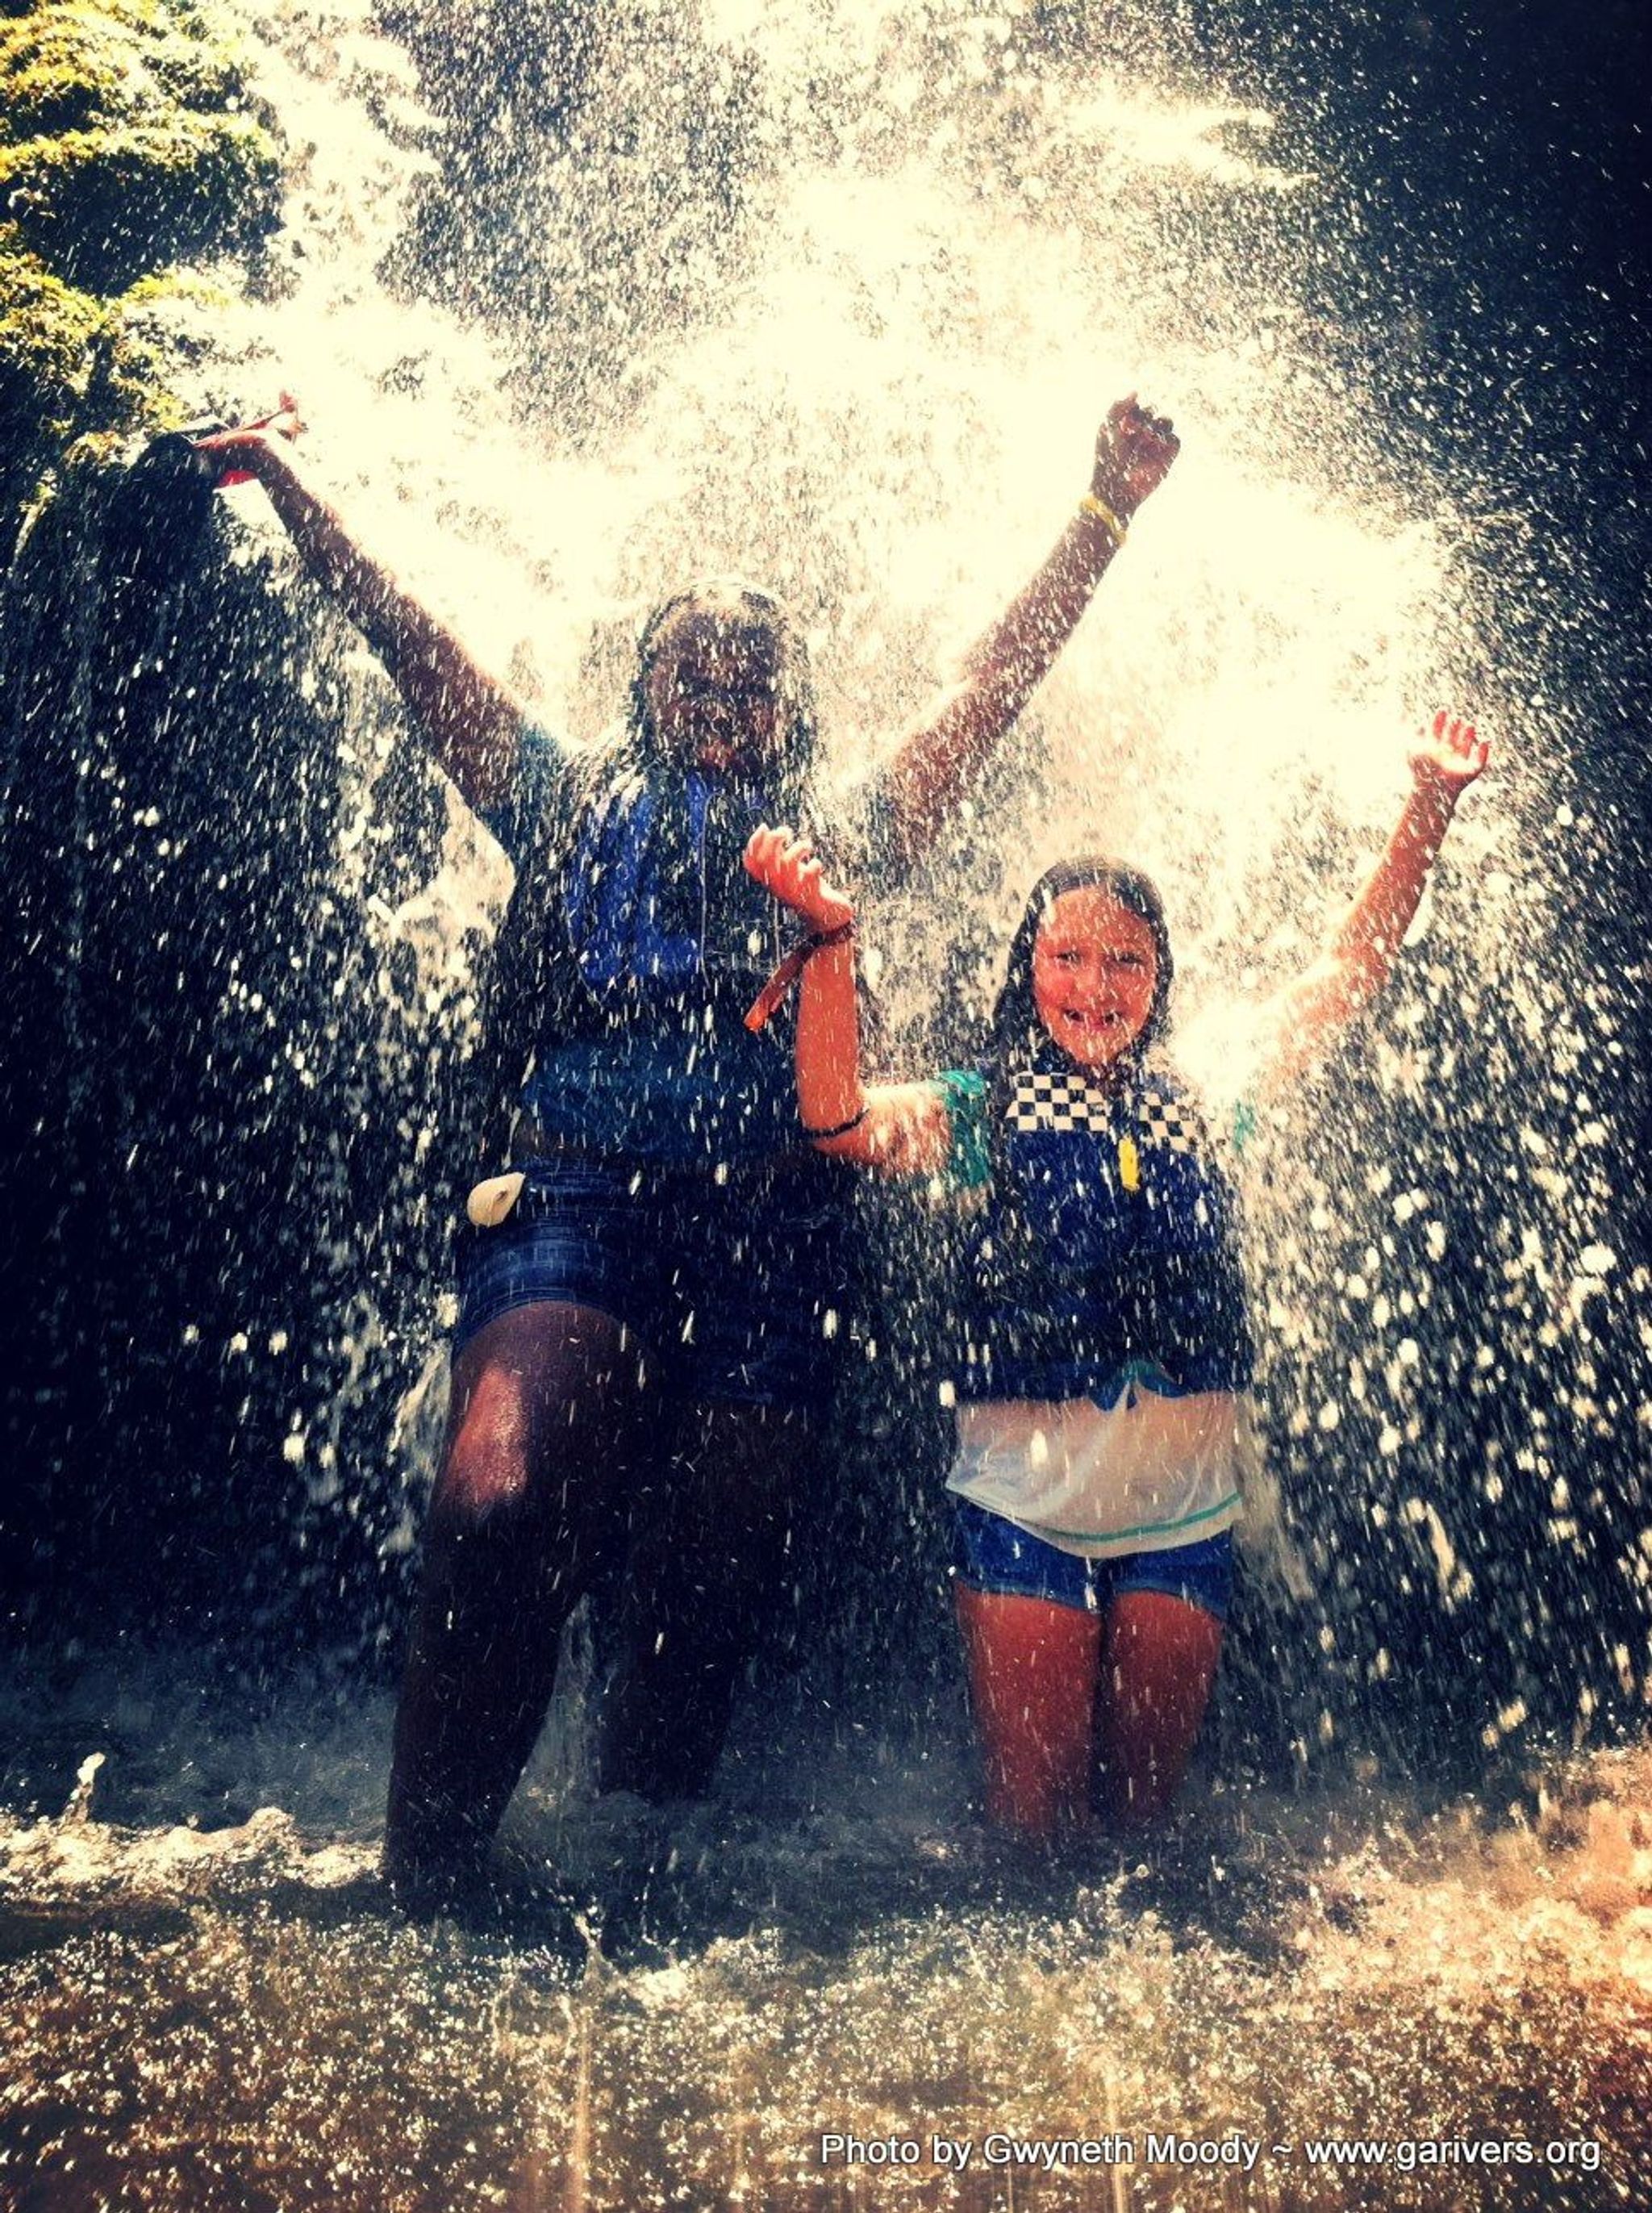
[954,1584,1102,1840]
[383,1299,651,1905]
[597,1400,814,1802]
[1092,1591,1223,1829]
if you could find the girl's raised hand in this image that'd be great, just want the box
[1409,708,1490,802]
[744,824,856,933]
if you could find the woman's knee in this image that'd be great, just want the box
[434,1301,645,1522]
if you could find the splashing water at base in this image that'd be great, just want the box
[2,1647,1651,2207]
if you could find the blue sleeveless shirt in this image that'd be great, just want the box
[478,728,806,1163]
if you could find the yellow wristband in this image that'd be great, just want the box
[1079,491,1128,545]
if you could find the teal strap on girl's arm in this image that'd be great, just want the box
[936,1068,991,1191]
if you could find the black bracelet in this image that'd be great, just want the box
[802,1105,869,1142]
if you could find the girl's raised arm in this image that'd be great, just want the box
[1254,710,1491,1088]
[742,826,951,1175]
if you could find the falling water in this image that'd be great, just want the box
[2,0,1649,2204]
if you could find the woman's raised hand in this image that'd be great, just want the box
[190,392,305,484]
[744,825,856,933]
[1091,396,1179,518]
[1409,708,1490,803]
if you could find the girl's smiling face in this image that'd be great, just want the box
[1031,887,1161,1071]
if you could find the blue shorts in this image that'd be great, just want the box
[952,1498,1234,1623]
[453,1159,849,1409]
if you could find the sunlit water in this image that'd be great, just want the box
[5,1647,1652,2207]
[5,0,1650,2203]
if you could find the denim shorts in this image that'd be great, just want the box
[453,1159,849,1409]
[952,1497,1235,1622]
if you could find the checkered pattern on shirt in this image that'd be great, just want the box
[1006,1068,1204,1154]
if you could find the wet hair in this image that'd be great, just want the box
[627,577,819,799]
[989,854,1175,1075]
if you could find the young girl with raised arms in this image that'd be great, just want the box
[743,708,1489,1839]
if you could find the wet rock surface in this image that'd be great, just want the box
[0,461,463,1650]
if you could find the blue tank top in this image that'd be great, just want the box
[479,729,804,1163]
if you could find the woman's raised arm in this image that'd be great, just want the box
[875,397,1180,868]
[193,411,526,815]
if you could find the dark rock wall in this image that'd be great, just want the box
[0,461,470,1653]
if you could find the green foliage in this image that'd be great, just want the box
[0,1,282,539]
[0,240,100,431]
[0,111,281,291]
[0,238,100,526]
[0,0,243,144]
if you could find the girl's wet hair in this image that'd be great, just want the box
[990,854,1175,1071]
[627,578,819,795]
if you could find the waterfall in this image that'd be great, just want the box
[3,0,1644,1753]
[1,5,1649,2199]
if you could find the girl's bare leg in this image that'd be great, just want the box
[1093,1590,1223,1828]
[954,1584,1102,1839]
[598,1400,813,1802]
[383,1299,651,1906]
